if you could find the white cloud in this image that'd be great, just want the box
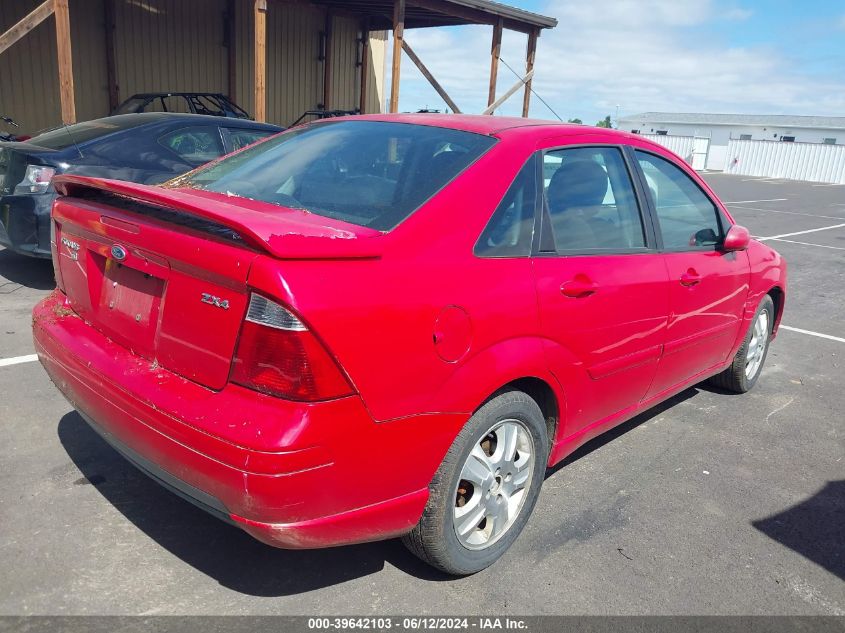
[722,7,753,20]
[387,0,845,124]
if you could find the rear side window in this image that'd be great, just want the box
[158,126,224,165]
[173,120,496,231]
[225,128,275,151]
[475,156,537,257]
[543,146,646,252]
[635,150,722,249]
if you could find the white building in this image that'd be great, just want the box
[618,112,845,171]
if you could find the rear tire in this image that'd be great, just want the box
[709,295,774,393]
[402,390,549,575]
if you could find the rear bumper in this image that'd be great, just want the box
[0,193,53,258]
[34,290,465,548]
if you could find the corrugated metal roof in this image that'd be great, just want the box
[620,112,845,130]
[309,0,557,32]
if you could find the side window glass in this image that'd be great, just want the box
[635,151,722,249]
[543,147,646,252]
[226,128,274,152]
[158,126,224,164]
[475,156,538,257]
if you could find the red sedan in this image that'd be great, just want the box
[33,114,786,575]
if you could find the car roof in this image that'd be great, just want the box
[97,112,279,128]
[322,113,647,144]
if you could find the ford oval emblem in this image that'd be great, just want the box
[111,244,127,261]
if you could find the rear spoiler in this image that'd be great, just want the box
[53,175,384,260]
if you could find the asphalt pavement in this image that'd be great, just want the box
[0,173,842,615]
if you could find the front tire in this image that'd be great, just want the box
[402,390,549,575]
[709,295,774,393]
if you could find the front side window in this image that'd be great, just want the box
[635,150,722,250]
[173,120,496,231]
[475,156,537,257]
[158,126,224,164]
[543,146,646,252]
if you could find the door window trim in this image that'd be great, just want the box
[628,146,732,254]
[473,154,543,259]
[534,143,659,258]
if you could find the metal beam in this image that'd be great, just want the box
[0,0,54,56]
[104,0,119,111]
[481,69,533,115]
[359,18,370,113]
[401,39,461,113]
[226,0,237,103]
[323,10,334,109]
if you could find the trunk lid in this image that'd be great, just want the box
[51,176,383,390]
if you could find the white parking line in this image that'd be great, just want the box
[758,223,845,241]
[780,326,845,344]
[0,354,38,368]
[729,206,845,221]
[724,198,787,204]
[767,238,845,251]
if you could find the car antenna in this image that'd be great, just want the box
[62,122,84,159]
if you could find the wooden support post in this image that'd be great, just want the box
[322,11,333,110]
[226,0,236,102]
[104,0,118,111]
[487,18,502,111]
[253,0,267,122]
[481,69,533,115]
[359,19,370,114]
[54,0,76,124]
[522,29,537,118]
[401,40,461,114]
[389,0,404,113]
[0,0,54,56]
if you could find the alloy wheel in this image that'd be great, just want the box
[452,419,535,550]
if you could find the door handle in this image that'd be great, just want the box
[680,269,702,287]
[560,279,597,298]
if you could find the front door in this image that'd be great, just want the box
[634,149,750,398]
[532,144,669,437]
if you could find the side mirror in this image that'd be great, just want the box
[723,224,751,252]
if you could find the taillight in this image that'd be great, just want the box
[15,164,55,194]
[230,293,353,401]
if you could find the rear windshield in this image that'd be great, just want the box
[27,118,148,149]
[171,120,496,231]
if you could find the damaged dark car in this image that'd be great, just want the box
[0,112,279,258]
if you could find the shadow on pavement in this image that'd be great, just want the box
[57,412,453,596]
[0,248,55,291]
[753,480,845,581]
[548,387,700,476]
[58,386,705,594]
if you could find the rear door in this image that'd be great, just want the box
[531,142,669,434]
[633,149,749,398]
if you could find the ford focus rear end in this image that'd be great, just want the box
[33,119,495,549]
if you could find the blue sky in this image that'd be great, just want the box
[386,0,845,125]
